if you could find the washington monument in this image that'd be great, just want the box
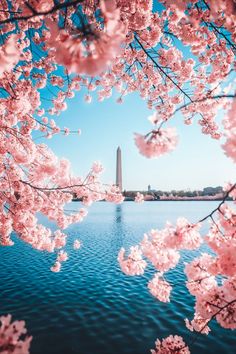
[116,147,122,192]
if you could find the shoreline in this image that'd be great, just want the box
[72,198,232,202]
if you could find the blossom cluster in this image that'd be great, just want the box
[185,203,236,331]
[222,98,236,163]
[134,192,144,203]
[0,315,31,354]
[118,217,202,299]
[151,335,190,354]
[45,0,126,76]
[119,185,236,352]
[134,128,178,158]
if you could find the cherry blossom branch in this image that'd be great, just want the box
[196,2,236,52]
[147,92,235,133]
[206,22,236,52]
[134,35,193,102]
[188,299,236,348]
[209,215,225,236]
[199,183,236,222]
[19,179,122,200]
[20,179,84,191]
[0,0,85,25]
[174,94,236,116]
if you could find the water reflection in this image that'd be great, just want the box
[110,204,124,252]
[115,204,122,223]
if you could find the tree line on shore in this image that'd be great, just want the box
[123,186,226,200]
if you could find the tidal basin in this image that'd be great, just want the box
[0,201,235,354]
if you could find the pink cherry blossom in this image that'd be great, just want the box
[45,0,126,76]
[0,34,21,77]
[30,0,54,13]
[148,273,172,302]
[57,250,68,262]
[165,218,202,250]
[185,253,217,296]
[134,128,178,158]
[141,232,180,272]
[92,162,104,174]
[0,314,32,354]
[84,94,92,103]
[73,239,81,250]
[135,192,144,203]
[151,335,190,354]
[185,314,211,335]
[117,246,147,276]
[50,261,61,273]
[222,97,236,163]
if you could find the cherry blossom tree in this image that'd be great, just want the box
[0,0,235,353]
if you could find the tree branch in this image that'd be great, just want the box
[134,35,193,102]
[0,0,85,25]
[199,183,236,223]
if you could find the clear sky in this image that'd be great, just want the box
[40,87,236,191]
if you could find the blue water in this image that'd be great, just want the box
[0,202,235,354]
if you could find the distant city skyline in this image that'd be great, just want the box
[124,185,224,193]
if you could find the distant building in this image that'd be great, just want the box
[148,184,151,192]
[116,147,122,192]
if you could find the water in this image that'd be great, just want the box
[0,201,235,354]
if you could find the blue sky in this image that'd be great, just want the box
[40,88,235,191]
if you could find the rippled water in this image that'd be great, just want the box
[0,201,235,354]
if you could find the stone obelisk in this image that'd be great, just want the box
[116,146,122,192]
